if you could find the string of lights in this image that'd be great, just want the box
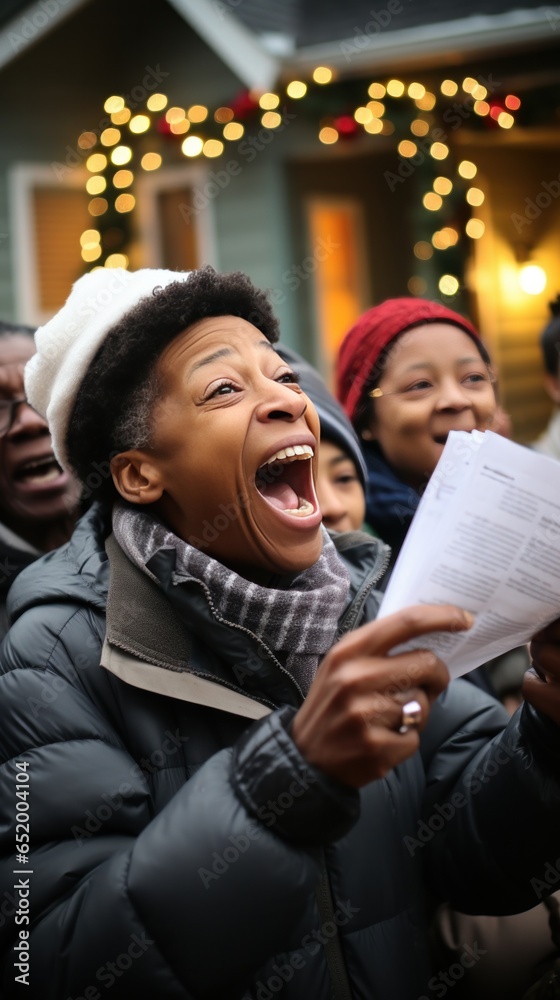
[78,69,522,297]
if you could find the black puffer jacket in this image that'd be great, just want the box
[2,505,560,1000]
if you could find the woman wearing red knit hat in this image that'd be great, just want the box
[336,297,497,556]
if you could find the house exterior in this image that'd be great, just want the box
[0,0,558,439]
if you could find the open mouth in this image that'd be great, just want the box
[14,454,64,486]
[432,434,448,445]
[255,444,316,517]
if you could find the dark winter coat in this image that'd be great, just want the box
[0,535,37,640]
[1,504,560,1000]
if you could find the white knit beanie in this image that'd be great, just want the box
[25,267,191,472]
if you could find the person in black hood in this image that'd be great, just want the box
[0,320,80,637]
[2,266,560,1000]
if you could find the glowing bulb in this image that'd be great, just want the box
[111,146,132,165]
[498,111,515,129]
[441,80,458,96]
[129,115,150,134]
[364,119,383,134]
[111,108,131,125]
[415,92,436,111]
[188,105,208,122]
[458,160,477,179]
[433,176,453,196]
[86,176,107,195]
[386,79,405,97]
[430,142,449,160]
[319,126,338,144]
[223,122,244,140]
[261,111,282,128]
[462,77,478,94]
[86,153,107,172]
[505,95,521,111]
[423,192,443,211]
[112,169,133,188]
[398,140,417,158]
[88,197,108,216]
[519,264,546,295]
[114,193,135,213]
[367,100,385,118]
[166,107,185,124]
[104,95,124,114]
[466,218,485,239]
[313,66,332,84]
[79,229,100,248]
[474,101,490,116]
[81,245,102,262]
[170,120,189,135]
[286,81,307,99]
[100,128,121,146]
[105,253,129,268]
[466,187,485,207]
[259,93,280,110]
[215,107,234,123]
[147,93,168,111]
[141,153,162,171]
[439,274,459,296]
[368,82,386,98]
[78,131,97,149]
[181,136,203,157]
[355,106,373,124]
[410,119,429,136]
[407,82,425,100]
[203,139,224,158]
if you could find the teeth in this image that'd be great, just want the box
[265,444,314,466]
[284,498,315,517]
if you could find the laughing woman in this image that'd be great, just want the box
[2,267,560,1000]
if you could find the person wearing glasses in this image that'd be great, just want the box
[0,321,80,638]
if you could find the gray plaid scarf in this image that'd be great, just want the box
[112,504,350,694]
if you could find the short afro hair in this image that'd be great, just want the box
[540,294,560,376]
[67,265,279,503]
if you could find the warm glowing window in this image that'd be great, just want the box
[305,199,367,372]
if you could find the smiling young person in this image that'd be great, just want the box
[337,298,499,554]
[2,268,560,1000]
[0,321,80,637]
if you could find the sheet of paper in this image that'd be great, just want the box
[377,431,560,678]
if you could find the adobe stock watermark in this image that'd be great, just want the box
[64,932,154,999]
[178,111,296,224]
[546,7,560,30]
[51,65,170,181]
[511,173,560,234]
[198,768,317,888]
[530,855,560,900]
[340,0,412,61]
[418,941,488,999]
[404,736,518,856]
[8,0,71,52]
[212,0,244,18]
[70,728,190,845]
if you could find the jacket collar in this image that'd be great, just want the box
[102,528,390,719]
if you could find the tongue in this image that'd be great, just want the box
[260,481,299,511]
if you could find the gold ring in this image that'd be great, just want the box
[399,699,422,734]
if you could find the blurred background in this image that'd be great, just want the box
[0,0,558,440]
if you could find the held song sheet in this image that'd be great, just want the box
[378,430,560,678]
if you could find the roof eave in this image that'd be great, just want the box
[282,7,560,77]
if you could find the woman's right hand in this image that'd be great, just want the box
[291,605,473,788]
